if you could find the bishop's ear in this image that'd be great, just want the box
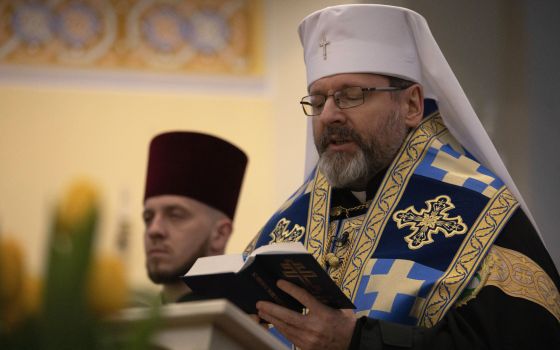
[402,84,424,128]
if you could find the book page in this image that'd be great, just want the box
[242,242,309,270]
[185,254,244,276]
[249,242,308,256]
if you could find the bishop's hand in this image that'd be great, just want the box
[256,279,356,350]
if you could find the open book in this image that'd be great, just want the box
[182,242,355,314]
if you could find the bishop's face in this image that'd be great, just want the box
[311,73,414,190]
[143,195,215,284]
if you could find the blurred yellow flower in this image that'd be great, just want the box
[57,179,99,234]
[23,275,42,317]
[87,255,129,316]
[1,178,158,349]
[0,237,24,304]
[0,237,26,331]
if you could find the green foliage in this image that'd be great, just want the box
[0,197,160,349]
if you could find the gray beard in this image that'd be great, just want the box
[318,146,370,189]
[317,111,407,189]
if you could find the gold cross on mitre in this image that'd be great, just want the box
[319,35,330,60]
[393,195,468,250]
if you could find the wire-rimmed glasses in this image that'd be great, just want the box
[299,86,407,116]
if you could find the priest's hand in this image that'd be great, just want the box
[256,279,356,350]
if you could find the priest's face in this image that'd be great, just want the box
[311,73,421,190]
[143,195,229,285]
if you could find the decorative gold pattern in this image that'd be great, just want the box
[485,246,559,322]
[305,170,331,270]
[295,112,518,327]
[268,218,305,243]
[362,259,425,313]
[0,0,263,76]
[393,195,468,250]
[339,114,448,300]
[431,147,500,198]
[418,187,519,327]
[326,216,365,285]
[242,230,260,256]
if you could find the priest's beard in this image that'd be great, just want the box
[316,110,408,189]
[147,238,210,285]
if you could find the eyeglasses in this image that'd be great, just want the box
[299,86,407,116]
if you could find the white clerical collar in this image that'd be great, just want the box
[351,191,367,204]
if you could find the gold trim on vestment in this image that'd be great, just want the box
[483,246,560,322]
[338,114,448,300]
[418,187,519,327]
[282,111,521,327]
[305,170,331,270]
[327,216,367,285]
[243,230,261,256]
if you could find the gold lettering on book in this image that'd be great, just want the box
[252,272,284,306]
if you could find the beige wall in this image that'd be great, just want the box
[0,83,276,288]
[0,0,352,291]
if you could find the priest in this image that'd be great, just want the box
[143,131,247,303]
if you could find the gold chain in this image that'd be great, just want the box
[330,200,372,218]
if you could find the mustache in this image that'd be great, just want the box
[317,125,365,153]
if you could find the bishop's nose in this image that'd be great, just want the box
[317,95,346,125]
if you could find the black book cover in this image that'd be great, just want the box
[182,243,355,314]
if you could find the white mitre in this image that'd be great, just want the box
[298,4,539,232]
